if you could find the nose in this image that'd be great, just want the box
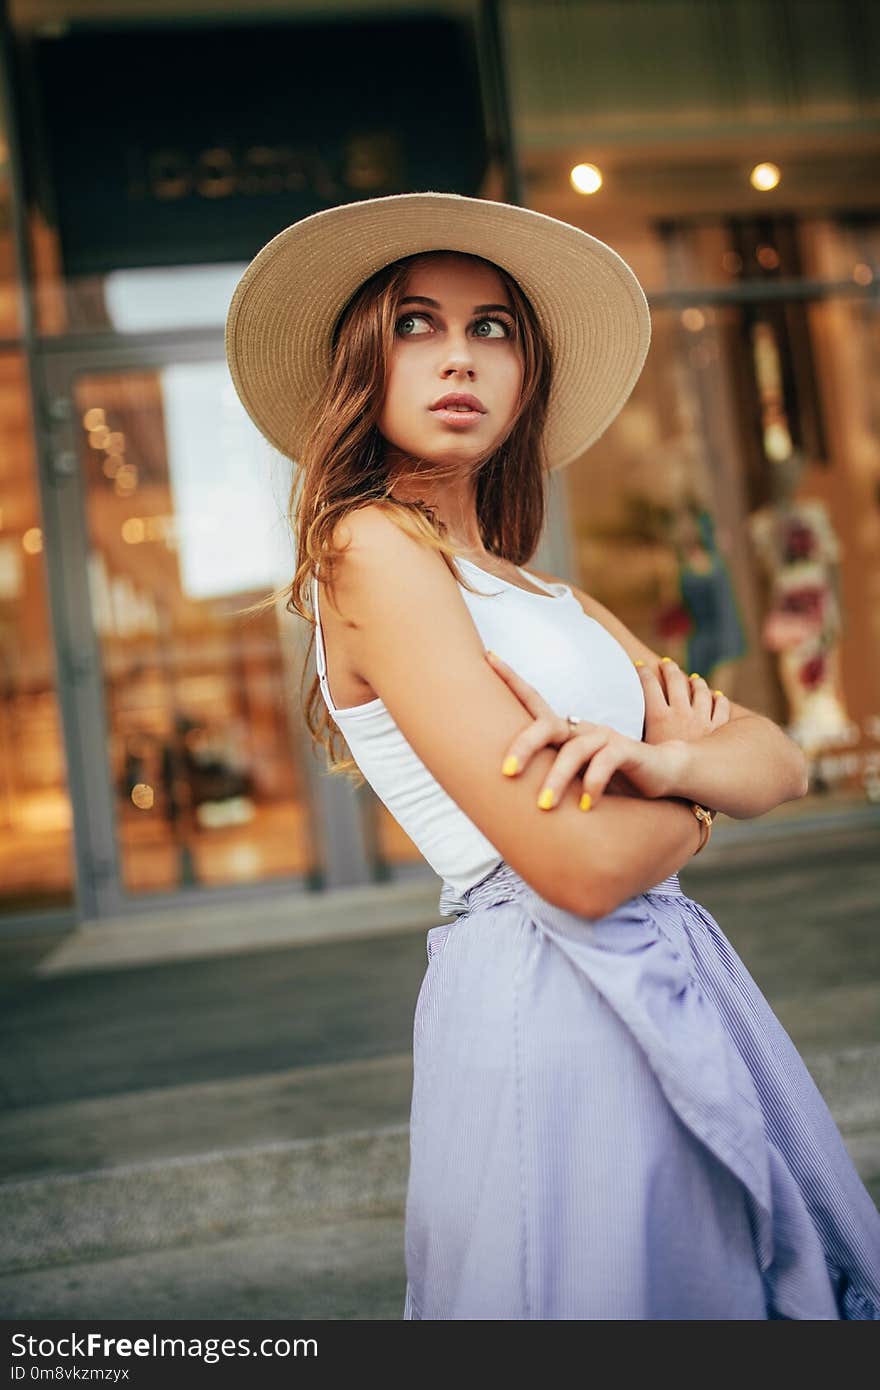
[439,333,476,381]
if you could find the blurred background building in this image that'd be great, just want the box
[1,0,878,931]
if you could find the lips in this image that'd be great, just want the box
[430,392,486,413]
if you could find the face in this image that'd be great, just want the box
[377,254,523,470]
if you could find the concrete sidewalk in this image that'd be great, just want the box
[1,811,878,1317]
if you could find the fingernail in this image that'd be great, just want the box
[714,689,724,697]
[537,787,555,809]
[633,660,645,668]
[579,793,592,812]
[660,655,673,663]
[502,755,519,776]
[689,672,701,680]
[485,649,496,659]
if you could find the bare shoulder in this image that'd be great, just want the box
[524,565,756,722]
[326,502,399,578]
[324,503,453,623]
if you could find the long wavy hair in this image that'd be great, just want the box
[238,249,554,785]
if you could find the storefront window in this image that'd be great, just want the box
[73,362,320,894]
[0,352,76,913]
[560,216,880,807]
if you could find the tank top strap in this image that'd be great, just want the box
[311,570,333,705]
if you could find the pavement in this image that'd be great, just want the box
[1,801,878,1320]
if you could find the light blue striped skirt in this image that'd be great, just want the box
[403,859,880,1320]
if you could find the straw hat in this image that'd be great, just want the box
[225,191,651,473]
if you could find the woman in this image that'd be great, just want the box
[226,192,880,1320]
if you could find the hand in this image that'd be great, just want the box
[637,657,730,745]
[484,650,683,810]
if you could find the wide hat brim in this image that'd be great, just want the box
[225,191,651,473]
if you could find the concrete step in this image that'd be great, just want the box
[0,1209,408,1321]
[1,1044,876,1275]
[2,821,876,1292]
[0,1053,413,1276]
[0,1052,413,1184]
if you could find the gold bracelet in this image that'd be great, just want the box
[689,802,717,855]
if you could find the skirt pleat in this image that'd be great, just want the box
[402,860,880,1320]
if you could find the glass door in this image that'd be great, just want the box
[41,344,340,916]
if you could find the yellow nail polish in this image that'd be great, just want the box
[660,655,673,662]
[634,660,645,667]
[714,689,724,697]
[537,787,555,809]
[502,755,519,776]
[579,792,592,812]
[689,672,701,680]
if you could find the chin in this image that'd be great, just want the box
[422,429,505,464]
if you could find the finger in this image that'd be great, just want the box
[502,714,579,778]
[636,661,671,712]
[687,671,712,717]
[709,690,730,727]
[578,744,626,808]
[485,649,554,722]
[659,656,691,710]
[534,729,611,808]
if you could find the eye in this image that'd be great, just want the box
[395,312,432,336]
[472,315,511,339]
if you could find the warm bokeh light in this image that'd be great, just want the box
[852,262,874,286]
[82,407,106,431]
[114,463,138,495]
[750,161,781,191]
[22,527,43,554]
[569,162,602,194]
[130,783,155,811]
[681,308,706,332]
[88,426,110,449]
[756,245,780,270]
[764,420,793,461]
[121,516,146,543]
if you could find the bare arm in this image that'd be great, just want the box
[328,507,702,920]
[661,720,808,819]
[526,569,810,820]
[562,792,704,915]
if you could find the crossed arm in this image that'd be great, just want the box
[332,511,809,917]
[659,717,809,819]
[534,573,811,821]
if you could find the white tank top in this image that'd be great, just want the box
[312,556,646,898]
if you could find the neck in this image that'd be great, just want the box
[385,452,488,555]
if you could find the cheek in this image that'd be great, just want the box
[377,359,413,438]
[500,356,524,415]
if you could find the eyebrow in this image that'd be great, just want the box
[399,295,515,315]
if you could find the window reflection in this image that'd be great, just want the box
[104,264,248,333]
[75,363,320,894]
[0,353,75,912]
[560,217,880,808]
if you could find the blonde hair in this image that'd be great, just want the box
[237,250,554,785]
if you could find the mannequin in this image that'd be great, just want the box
[747,448,854,787]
